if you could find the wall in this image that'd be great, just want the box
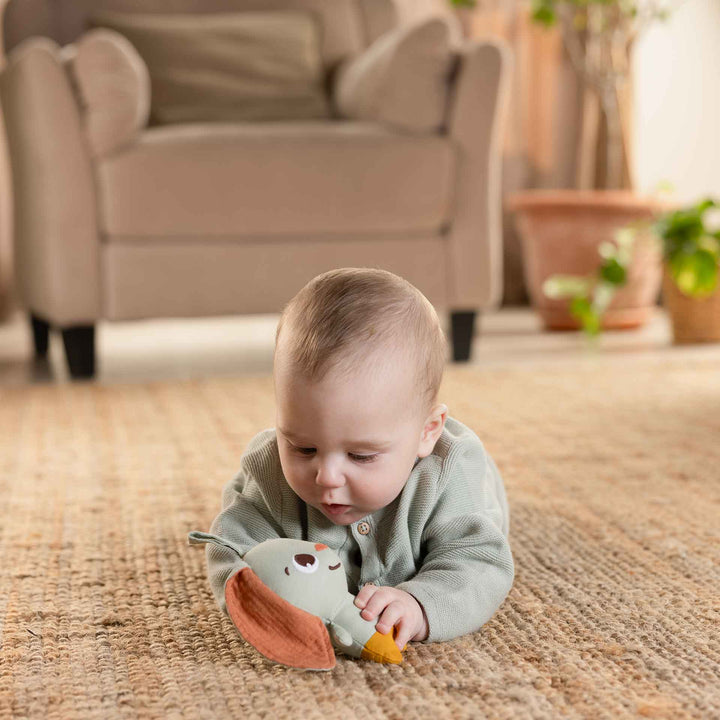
[633,0,720,203]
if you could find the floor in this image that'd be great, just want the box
[2,306,719,386]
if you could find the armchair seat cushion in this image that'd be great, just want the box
[97,121,456,238]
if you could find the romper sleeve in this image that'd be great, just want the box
[188,445,285,614]
[395,440,514,642]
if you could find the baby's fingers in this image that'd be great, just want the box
[375,601,403,636]
[354,582,377,609]
[393,617,414,651]
[360,588,393,622]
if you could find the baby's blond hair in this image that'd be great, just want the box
[274,268,447,417]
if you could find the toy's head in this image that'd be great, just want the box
[243,538,347,617]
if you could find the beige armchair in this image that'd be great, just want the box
[1,0,511,378]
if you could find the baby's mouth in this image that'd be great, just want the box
[321,502,352,517]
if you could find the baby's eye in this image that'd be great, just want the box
[349,453,378,464]
[293,447,377,463]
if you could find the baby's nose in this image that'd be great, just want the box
[315,461,345,488]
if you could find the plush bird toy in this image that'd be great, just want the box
[188,534,404,670]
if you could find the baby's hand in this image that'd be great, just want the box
[354,583,429,650]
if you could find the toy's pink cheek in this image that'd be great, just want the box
[315,543,328,551]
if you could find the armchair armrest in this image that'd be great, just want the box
[0,37,101,325]
[446,40,513,309]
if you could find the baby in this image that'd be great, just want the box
[190,267,514,651]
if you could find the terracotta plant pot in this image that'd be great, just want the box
[509,190,667,330]
[662,266,720,344]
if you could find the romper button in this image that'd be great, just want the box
[357,521,371,535]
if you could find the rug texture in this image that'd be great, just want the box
[0,357,718,719]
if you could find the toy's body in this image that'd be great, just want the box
[188,533,403,670]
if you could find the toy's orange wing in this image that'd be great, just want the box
[225,567,336,670]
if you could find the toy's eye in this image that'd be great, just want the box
[292,553,319,573]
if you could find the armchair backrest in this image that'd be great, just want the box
[3,0,398,67]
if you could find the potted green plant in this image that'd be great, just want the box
[513,192,668,330]
[542,224,639,336]
[656,198,720,343]
[544,198,720,343]
[509,0,674,331]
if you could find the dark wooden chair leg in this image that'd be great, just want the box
[450,311,478,362]
[30,314,50,358]
[61,325,96,379]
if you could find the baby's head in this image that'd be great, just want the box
[273,268,448,525]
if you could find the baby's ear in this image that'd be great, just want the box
[225,567,336,670]
[418,403,448,457]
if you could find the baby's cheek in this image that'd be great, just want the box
[357,473,387,499]
[362,477,402,508]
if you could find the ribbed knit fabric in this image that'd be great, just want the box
[189,417,514,642]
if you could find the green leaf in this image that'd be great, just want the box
[600,258,627,286]
[614,227,637,251]
[696,198,717,215]
[570,297,601,336]
[570,296,591,315]
[543,275,591,300]
[699,234,720,257]
[598,241,618,259]
[531,0,556,26]
[670,249,719,298]
[656,198,720,298]
[663,212,704,243]
[592,282,618,315]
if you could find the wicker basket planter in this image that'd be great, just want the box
[662,267,720,344]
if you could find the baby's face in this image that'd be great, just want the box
[274,351,436,526]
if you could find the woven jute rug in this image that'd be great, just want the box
[1,356,718,719]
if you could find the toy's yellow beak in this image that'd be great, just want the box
[360,629,405,664]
